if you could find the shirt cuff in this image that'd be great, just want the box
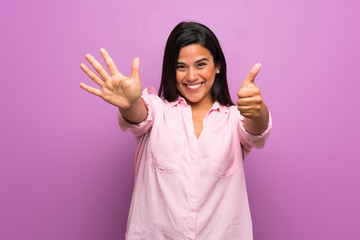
[117,89,155,136]
[239,110,272,149]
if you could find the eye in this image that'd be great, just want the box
[176,65,186,70]
[197,62,207,68]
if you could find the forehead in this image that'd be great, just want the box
[177,44,213,61]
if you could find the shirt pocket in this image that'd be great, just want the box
[206,131,242,178]
[146,125,185,173]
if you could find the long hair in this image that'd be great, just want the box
[158,21,234,106]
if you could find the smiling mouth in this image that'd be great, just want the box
[185,82,203,89]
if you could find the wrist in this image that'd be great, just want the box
[244,102,269,135]
[118,96,141,111]
[119,97,147,124]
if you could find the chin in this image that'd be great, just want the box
[186,96,201,103]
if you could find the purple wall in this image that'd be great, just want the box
[1,0,359,239]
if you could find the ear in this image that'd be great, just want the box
[215,63,221,74]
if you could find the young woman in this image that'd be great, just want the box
[80,22,271,240]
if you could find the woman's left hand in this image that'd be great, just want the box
[237,63,264,119]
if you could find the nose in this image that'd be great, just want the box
[188,67,198,82]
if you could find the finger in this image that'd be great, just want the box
[85,53,111,81]
[80,82,102,97]
[80,63,105,87]
[237,108,252,115]
[242,63,261,86]
[237,105,261,112]
[100,48,120,75]
[237,96,263,106]
[237,98,253,106]
[131,57,140,80]
[237,87,261,98]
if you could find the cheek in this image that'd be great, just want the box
[203,66,216,77]
[175,74,183,91]
[176,72,184,83]
[203,70,216,82]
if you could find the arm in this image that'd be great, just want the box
[237,63,270,135]
[79,48,147,123]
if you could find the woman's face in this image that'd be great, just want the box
[176,44,220,107]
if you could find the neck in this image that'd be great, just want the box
[186,96,214,113]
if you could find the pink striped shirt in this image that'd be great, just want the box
[118,87,272,240]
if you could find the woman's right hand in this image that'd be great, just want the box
[80,48,142,110]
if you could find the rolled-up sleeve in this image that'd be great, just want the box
[118,87,158,137]
[238,110,272,152]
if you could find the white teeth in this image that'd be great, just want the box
[187,83,202,89]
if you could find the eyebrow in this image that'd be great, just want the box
[177,58,210,65]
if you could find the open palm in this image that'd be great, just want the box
[80,48,141,110]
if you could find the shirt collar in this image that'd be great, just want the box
[210,101,230,114]
[169,96,187,107]
[169,97,230,114]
